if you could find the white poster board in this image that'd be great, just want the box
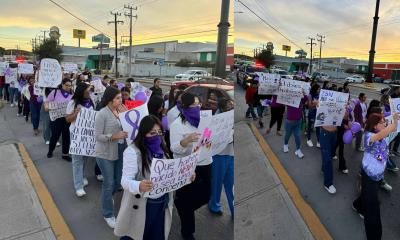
[61,62,78,73]
[314,90,349,127]
[69,108,97,156]
[119,103,149,144]
[144,152,199,199]
[38,58,62,88]
[276,79,309,107]
[130,82,152,103]
[209,110,234,156]
[192,110,213,162]
[48,101,69,121]
[384,115,398,144]
[18,63,34,74]
[5,68,18,84]
[0,62,8,76]
[33,83,45,96]
[256,72,280,95]
[389,98,400,132]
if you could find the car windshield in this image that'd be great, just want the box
[185,70,197,75]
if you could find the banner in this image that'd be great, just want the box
[276,79,310,107]
[5,68,17,84]
[144,152,199,199]
[209,110,234,155]
[315,90,349,127]
[130,82,152,103]
[69,108,97,156]
[61,62,78,73]
[17,63,34,74]
[119,103,149,144]
[38,58,62,88]
[91,78,106,93]
[256,72,280,95]
[48,101,69,121]
[34,83,45,96]
[0,62,7,76]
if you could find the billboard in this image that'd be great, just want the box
[282,45,291,51]
[73,29,86,39]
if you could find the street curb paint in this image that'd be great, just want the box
[17,143,75,240]
[249,123,332,240]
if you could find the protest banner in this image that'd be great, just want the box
[276,79,310,107]
[384,115,398,144]
[34,83,45,96]
[124,100,144,110]
[389,98,400,132]
[209,109,234,155]
[37,58,62,88]
[91,78,106,93]
[5,67,17,84]
[0,62,7,76]
[119,103,149,144]
[314,90,349,127]
[61,62,78,73]
[17,63,34,74]
[69,108,97,156]
[48,101,69,121]
[256,72,280,95]
[144,152,199,199]
[130,82,152,103]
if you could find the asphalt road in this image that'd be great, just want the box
[235,81,400,240]
[0,82,233,240]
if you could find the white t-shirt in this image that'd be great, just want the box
[167,106,180,129]
[66,100,94,132]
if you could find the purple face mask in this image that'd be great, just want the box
[82,99,92,108]
[182,106,200,128]
[176,100,182,111]
[145,135,164,158]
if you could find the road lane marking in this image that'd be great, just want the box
[249,123,332,240]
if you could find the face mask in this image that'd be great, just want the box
[182,106,200,128]
[144,135,164,158]
[82,99,92,108]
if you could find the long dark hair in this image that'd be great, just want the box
[365,113,384,133]
[72,82,93,109]
[97,86,121,110]
[134,115,170,176]
[366,99,381,119]
[168,89,184,110]
[147,95,164,120]
[310,83,320,98]
[179,92,197,123]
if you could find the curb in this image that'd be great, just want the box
[17,143,75,240]
[249,123,332,240]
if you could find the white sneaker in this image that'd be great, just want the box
[316,142,320,148]
[56,142,61,147]
[342,169,349,174]
[325,185,336,194]
[358,147,364,152]
[104,217,116,229]
[306,140,313,147]
[380,182,392,192]
[75,189,86,197]
[10,103,14,107]
[17,113,20,117]
[83,178,88,187]
[332,155,338,160]
[283,145,289,153]
[96,175,104,181]
[295,149,304,159]
[45,141,50,145]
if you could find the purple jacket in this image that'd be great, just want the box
[286,96,308,121]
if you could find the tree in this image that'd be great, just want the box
[175,58,192,67]
[34,39,63,61]
[0,47,5,56]
[256,50,274,68]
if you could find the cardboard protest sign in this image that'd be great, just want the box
[38,58,62,88]
[315,90,349,127]
[389,98,400,132]
[61,62,78,73]
[144,152,199,199]
[276,79,309,107]
[119,103,149,144]
[17,63,34,74]
[5,67,18,84]
[130,82,152,103]
[33,83,45,96]
[48,101,69,121]
[124,100,145,110]
[256,72,280,95]
[209,109,234,155]
[0,62,7,76]
[69,108,97,156]
[384,115,398,144]
[192,110,213,162]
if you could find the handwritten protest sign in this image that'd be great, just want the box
[61,62,78,73]
[0,62,7,76]
[5,68,17,84]
[34,83,45,96]
[119,103,149,144]
[389,98,400,132]
[256,72,280,95]
[276,79,310,107]
[384,115,398,144]
[48,101,69,121]
[314,90,349,127]
[192,110,213,162]
[130,82,152,103]
[209,109,234,155]
[38,58,62,88]
[69,108,97,156]
[17,63,34,74]
[144,152,199,199]
[92,78,106,93]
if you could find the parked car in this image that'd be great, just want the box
[184,83,234,114]
[237,65,268,88]
[373,77,384,83]
[312,72,330,82]
[383,79,393,84]
[171,76,233,90]
[345,75,365,83]
[270,69,293,79]
[174,70,211,81]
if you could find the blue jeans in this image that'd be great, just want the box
[0,86,4,98]
[30,101,42,130]
[96,143,124,218]
[284,119,301,150]
[72,154,90,191]
[41,107,51,142]
[8,87,17,104]
[320,129,337,187]
[245,103,257,119]
[307,109,320,142]
[257,105,264,118]
[208,155,234,216]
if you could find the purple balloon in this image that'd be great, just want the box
[351,122,361,133]
[135,91,147,102]
[343,129,353,144]
[162,115,168,131]
[117,82,125,90]
[384,111,391,117]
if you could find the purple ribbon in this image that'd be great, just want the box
[125,109,140,141]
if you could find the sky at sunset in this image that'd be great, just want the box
[0,0,233,51]
[235,0,400,62]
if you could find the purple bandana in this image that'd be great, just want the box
[82,99,93,108]
[60,89,71,98]
[145,135,164,159]
[182,106,200,128]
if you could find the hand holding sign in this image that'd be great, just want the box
[139,180,153,193]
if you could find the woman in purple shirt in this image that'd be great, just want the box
[46,78,73,161]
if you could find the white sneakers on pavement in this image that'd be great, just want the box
[283,145,289,153]
[83,178,88,187]
[325,185,336,194]
[96,175,104,181]
[76,189,86,197]
[295,149,304,159]
[306,140,313,147]
[104,217,116,229]
[342,169,349,174]
[45,141,50,145]
[316,142,320,148]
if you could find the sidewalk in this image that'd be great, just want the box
[235,121,314,240]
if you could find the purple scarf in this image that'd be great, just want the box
[82,99,93,108]
[60,88,71,98]
[182,106,200,128]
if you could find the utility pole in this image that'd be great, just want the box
[316,34,325,70]
[366,0,381,83]
[306,37,316,74]
[108,11,124,78]
[215,0,230,78]
[124,4,137,77]
[41,30,48,41]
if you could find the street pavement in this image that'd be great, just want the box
[235,82,400,240]
[0,81,232,240]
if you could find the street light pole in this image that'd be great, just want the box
[366,0,381,83]
[215,0,230,78]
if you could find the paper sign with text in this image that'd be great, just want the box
[276,79,309,107]
[256,72,280,95]
[38,58,62,88]
[62,62,78,73]
[34,83,45,96]
[18,63,34,74]
[69,108,97,156]
[5,68,17,84]
[389,98,400,132]
[209,109,234,155]
[130,82,152,103]
[384,115,398,144]
[92,78,106,93]
[119,103,149,144]
[315,90,349,127]
[49,101,69,121]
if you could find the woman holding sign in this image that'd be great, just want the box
[115,115,180,240]
[28,76,43,136]
[353,112,398,240]
[95,86,128,229]
[170,92,212,240]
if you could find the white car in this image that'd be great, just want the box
[345,75,365,83]
[174,70,211,81]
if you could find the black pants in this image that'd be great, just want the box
[336,126,347,170]
[23,98,30,121]
[174,164,211,237]
[4,84,9,101]
[95,162,102,176]
[17,92,23,114]
[353,170,382,240]
[269,106,285,131]
[48,117,70,155]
